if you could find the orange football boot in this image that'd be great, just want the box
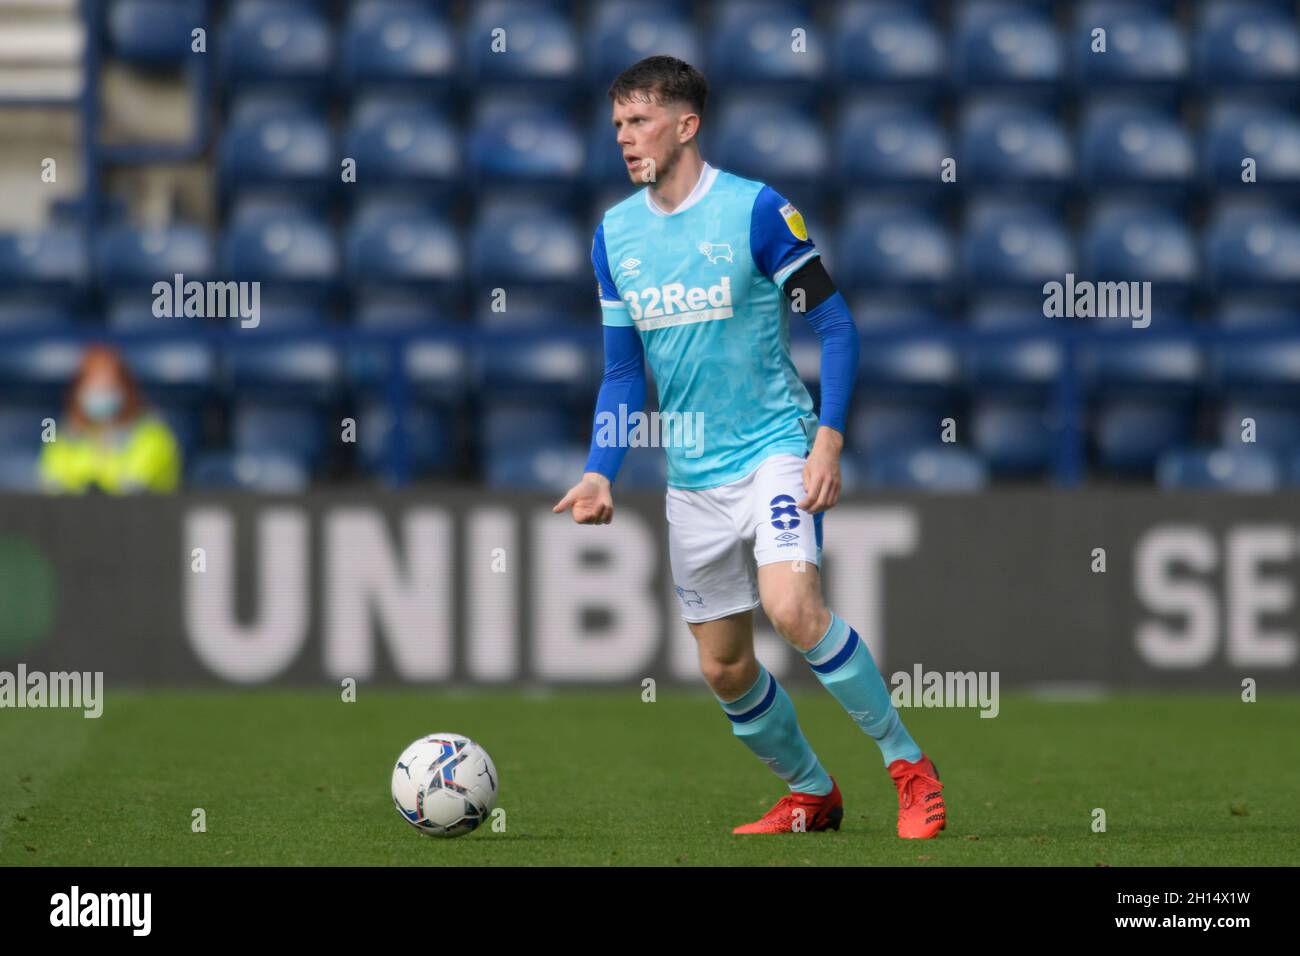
[888,754,946,838]
[732,777,844,834]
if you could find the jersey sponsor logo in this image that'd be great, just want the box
[697,241,733,264]
[768,494,801,531]
[623,276,733,330]
[778,202,808,241]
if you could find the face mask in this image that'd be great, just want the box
[80,386,123,422]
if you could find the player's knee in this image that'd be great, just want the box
[764,595,823,649]
[700,658,754,700]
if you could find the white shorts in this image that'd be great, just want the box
[666,452,823,623]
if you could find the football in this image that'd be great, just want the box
[391,733,499,837]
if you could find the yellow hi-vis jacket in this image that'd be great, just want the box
[39,414,182,494]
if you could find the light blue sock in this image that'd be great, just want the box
[803,612,923,767]
[717,664,833,795]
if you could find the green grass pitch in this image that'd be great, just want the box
[2,688,1297,866]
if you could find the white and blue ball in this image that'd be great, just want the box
[391,733,498,837]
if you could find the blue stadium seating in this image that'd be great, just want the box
[345,201,462,305]
[707,1,827,105]
[1217,400,1300,452]
[341,1,457,96]
[1196,1,1300,100]
[1094,400,1195,473]
[220,0,334,97]
[96,223,215,328]
[1156,445,1283,491]
[231,402,329,473]
[1072,3,1188,102]
[120,342,216,401]
[831,2,946,99]
[953,2,1063,99]
[219,97,335,204]
[1082,204,1198,308]
[462,2,581,96]
[107,0,203,64]
[586,3,699,87]
[0,341,86,402]
[466,96,584,199]
[961,203,1075,293]
[468,202,588,309]
[1202,102,1300,197]
[971,398,1055,475]
[1079,104,1195,201]
[343,99,460,203]
[357,401,455,477]
[860,444,989,491]
[189,450,310,491]
[711,97,829,204]
[833,101,950,205]
[836,202,955,296]
[958,101,1074,199]
[1204,204,1300,296]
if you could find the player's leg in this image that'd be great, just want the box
[753,454,945,837]
[667,483,840,832]
[688,609,831,797]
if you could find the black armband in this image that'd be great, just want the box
[782,256,837,312]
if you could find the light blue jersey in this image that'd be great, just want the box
[592,162,822,490]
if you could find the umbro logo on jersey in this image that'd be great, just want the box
[698,241,733,264]
[619,257,641,278]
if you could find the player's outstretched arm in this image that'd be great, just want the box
[554,324,646,524]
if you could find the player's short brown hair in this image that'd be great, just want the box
[607,55,708,122]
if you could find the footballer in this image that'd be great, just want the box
[554,56,946,838]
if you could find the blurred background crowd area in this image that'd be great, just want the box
[0,0,1298,494]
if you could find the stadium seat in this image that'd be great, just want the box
[466,96,584,199]
[189,450,310,491]
[970,399,1055,475]
[345,201,462,305]
[151,401,204,463]
[958,101,1074,200]
[342,99,460,203]
[0,405,60,451]
[0,229,89,318]
[1093,400,1195,473]
[1212,298,1300,328]
[711,98,829,204]
[1081,204,1198,308]
[467,203,588,309]
[859,444,989,491]
[95,222,215,327]
[1217,400,1300,452]
[848,398,950,455]
[1079,104,1195,200]
[833,101,950,205]
[462,2,580,97]
[356,401,455,477]
[0,340,86,402]
[960,203,1075,293]
[707,1,827,105]
[219,0,334,97]
[1196,1,1300,100]
[220,205,339,300]
[586,3,699,87]
[486,444,589,491]
[231,402,329,473]
[1071,3,1188,101]
[219,97,336,204]
[120,342,216,402]
[107,0,203,64]
[835,203,955,296]
[1213,338,1300,395]
[965,302,1061,394]
[830,1,946,98]
[0,451,42,492]
[1204,205,1300,297]
[953,2,1063,99]
[223,341,341,402]
[1202,102,1300,197]
[1156,445,1282,491]
[341,1,457,96]
[477,330,597,401]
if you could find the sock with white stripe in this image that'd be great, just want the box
[803,612,922,767]
[716,664,833,795]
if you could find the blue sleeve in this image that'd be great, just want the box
[593,222,632,327]
[801,290,859,436]
[583,323,647,482]
[750,185,821,291]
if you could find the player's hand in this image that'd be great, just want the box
[553,472,615,524]
[799,428,843,514]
